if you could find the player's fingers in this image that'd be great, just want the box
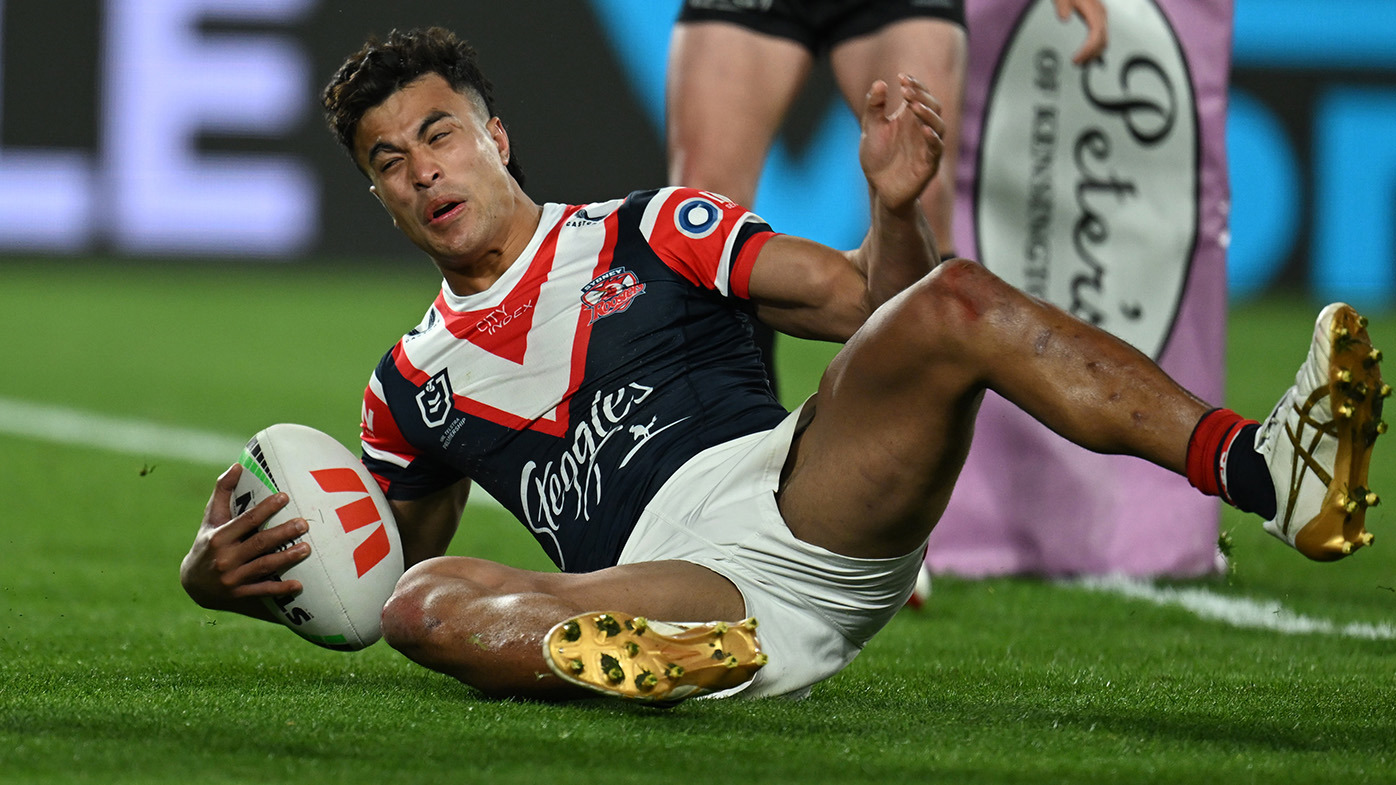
[1072,29,1108,65]
[208,495,291,555]
[217,462,241,490]
[921,125,945,170]
[234,516,308,559]
[898,73,942,113]
[1055,0,1073,21]
[201,464,243,527]
[863,79,890,120]
[223,539,311,592]
[229,577,305,601]
[923,122,945,150]
[220,492,290,542]
[206,517,304,587]
[904,93,946,138]
[1070,0,1108,63]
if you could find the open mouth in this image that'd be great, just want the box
[427,200,464,224]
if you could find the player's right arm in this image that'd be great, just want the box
[179,463,310,623]
[743,74,944,343]
[361,363,469,566]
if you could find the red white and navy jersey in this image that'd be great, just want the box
[360,187,789,572]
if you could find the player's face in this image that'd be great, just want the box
[354,74,520,269]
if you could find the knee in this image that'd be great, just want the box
[666,136,762,206]
[379,561,440,654]
[380,557,484,652]
[379,557,545,653]
[901,259,1013,343]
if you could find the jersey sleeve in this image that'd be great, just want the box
[359,362,464,499]
[637,187,777,299]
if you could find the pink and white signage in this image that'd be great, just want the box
[930,0,1233,577]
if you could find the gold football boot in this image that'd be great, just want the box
[543,611,766,705]
[1257,303,1386,560]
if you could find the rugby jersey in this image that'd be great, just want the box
[360,187,789,572]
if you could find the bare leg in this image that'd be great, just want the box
[830,19,967,256]
[380,556,744,699]
[665,21,814,206]
[666,21,814,393]
[778,260,1211,559]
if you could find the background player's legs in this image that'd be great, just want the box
[381,556,745,699]
[665,21,813,208]
[666,22,813,395]
[830,19,966,256]
[777,259,1211,560]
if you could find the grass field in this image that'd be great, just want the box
[3,260,1395,784]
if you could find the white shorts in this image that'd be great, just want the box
[617,401,926,699]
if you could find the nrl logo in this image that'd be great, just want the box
[416,370,454,428]
[580,268,646,324]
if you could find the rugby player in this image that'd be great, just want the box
[181,27,1384,705]
[665,0,1107,392]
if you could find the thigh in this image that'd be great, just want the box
[777,264,990,559]
[830,18,967,250]
[665,21,814,206]
[827,15,966,105]
[616,420,924,698]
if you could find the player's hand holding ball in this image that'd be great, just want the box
[181,424,405,650]
[181,463,311,617]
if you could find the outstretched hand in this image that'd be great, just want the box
[858,73,946,214]
[180,463,310,616]
[1056,0,1108,64]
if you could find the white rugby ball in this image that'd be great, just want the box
[231,423,404,651]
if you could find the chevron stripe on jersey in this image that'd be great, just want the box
[360,188,787,572]
[388,202,607,437]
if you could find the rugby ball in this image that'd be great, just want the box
[231,423,404,651]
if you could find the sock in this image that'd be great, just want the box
[1185,409,1275,518]
[1223,422,1277,519]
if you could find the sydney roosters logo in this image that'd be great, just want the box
[581,268,646,324]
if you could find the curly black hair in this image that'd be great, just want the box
[322,26,524,185]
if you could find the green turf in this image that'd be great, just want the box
[2,261,1395,784]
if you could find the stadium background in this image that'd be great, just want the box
[0,0,1392,310]
[6,3,1396,782]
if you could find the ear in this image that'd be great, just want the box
[368,185,398,228]
[488,116,511,167]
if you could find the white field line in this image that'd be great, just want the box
[0,395,503,508]
[1068,574,1396,640]
[9,392,1388,620]
[0,395,248,466]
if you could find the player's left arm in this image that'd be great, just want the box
[387,476,471,568]
[747,74,943,342]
